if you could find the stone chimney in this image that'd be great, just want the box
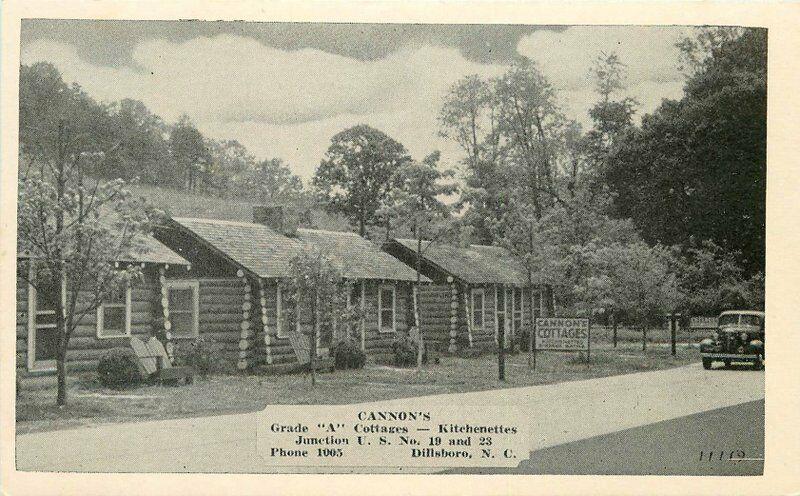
[253,205,299,237]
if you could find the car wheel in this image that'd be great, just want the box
[753,355,764,371]
[723,359,731,368]
[702,358,713,370]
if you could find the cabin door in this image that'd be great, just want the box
[28,278,60,371]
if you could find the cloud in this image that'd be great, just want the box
[21,27,689,180]
[517,25,688,90]
[517,26,688,124]
[23,34,504,126]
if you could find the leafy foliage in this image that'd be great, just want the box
[19,62,157,405]
[333,339,367,370]
[97,348,142,389]
[173,336,222,377]
[604,28,766,275]
[391,334,423,367]
[313,124,411,236]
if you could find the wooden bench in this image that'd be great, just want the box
[131,336,194,386]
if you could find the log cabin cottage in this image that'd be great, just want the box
[382,239,547,353]
[153,206,428,372]
[16,237,190,376]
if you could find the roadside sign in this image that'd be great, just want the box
[535,317,590,351]
[690,316,718,329]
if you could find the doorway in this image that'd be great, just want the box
[28,277,61,371]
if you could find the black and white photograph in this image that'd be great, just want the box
[2,3,795,492]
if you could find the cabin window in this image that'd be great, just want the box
[513,288,523,331]
[471,289,485,329]
[276,285,288,338]
[97,283,131,338]
[378,285,396,333]
[165,281,199,339]
[346,282,363,336]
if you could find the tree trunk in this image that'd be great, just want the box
[310,290,318,387]
[56,340,67,406]
[642,326,647,351]
[612,312,618,348]
[498,319,505,381]
[416,236,424,369]
[55,119,68,406]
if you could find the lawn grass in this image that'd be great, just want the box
[16,342,700,434]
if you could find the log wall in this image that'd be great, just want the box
[417,284,453,351]
[196,277,246,367]
[16,268,163,374]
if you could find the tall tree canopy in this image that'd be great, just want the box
[313,124,411,237]
[605,28,766,275]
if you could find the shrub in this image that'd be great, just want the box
[392,334,428,367]
[173,336,219,377]
[333,339,366,370]
[97,347,142,388]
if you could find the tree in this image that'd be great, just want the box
[230,157,306,206]
[377,151,459,367]
[576,242,679,351]
[103,99,174,185]
[675,27,745,75]
[313,125,410,237]
[438,75,505,243]
[494,60,567,221]
[19,64,153,405]
[605,28,766,276]
[674,240,765,316]
[282,249,348,386]
[169,116,211,192]
[583,52,638,193]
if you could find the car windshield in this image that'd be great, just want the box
[741,315,763,327]
[719,313,763,328]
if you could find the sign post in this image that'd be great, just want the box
[587,319,592,364]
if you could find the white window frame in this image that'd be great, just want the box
[276,285,288,338]
[164,280,200,339]
[378,284,396,333]
[96,283,132,339]
[471,288,485,330]
[513,287,523,332]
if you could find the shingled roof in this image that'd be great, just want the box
[388,238,527,285]
[18,234,188,266]
[171,217,425,282]
[295,229,426,282]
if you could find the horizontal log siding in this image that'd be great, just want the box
[16,276,28,370]
[16,272,162,374]
[195,278,245,366]
[417,284,455,352]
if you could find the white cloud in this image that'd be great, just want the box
[22,27,689,181]
[23,35,504,125]
[517,26,688,90]
[517,26,688,124]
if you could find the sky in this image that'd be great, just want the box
[21,21,689,181]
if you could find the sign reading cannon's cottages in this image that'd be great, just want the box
[535,318,590,351]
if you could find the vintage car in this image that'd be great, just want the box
[700,310,765,370]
